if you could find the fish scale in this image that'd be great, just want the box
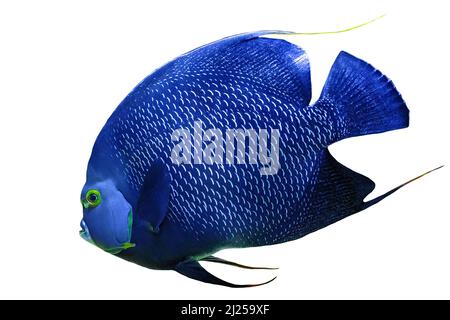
[105,72,328,245]
[80,31,417,287]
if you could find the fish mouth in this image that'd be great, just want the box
[79,219,94,244]
[79,214,135,255]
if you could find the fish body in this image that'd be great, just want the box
[80,31,410,287]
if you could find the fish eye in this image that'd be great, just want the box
[85,189,101,208]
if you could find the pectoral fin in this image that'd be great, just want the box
[175,260,276,288]
[137,159,171,234]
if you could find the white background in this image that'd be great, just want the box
[0,0,448,299]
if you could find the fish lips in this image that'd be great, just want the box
[79,219,94,244]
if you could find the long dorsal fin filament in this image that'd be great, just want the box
[282,15,386,36]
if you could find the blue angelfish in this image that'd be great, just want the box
[80,30,438,287]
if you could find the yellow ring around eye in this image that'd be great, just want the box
[86,189,101,208]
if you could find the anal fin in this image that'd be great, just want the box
[305,149,376,233]
[305,149,443,235]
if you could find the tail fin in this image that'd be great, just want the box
[317,51,409,141]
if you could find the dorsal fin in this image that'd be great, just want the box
[146,31,312,106]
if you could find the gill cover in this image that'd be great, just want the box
[81,180,135,254]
